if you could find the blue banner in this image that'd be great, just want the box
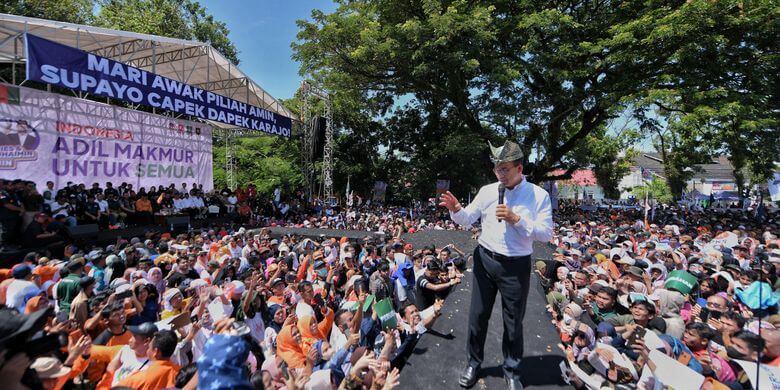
[24,33,291,137]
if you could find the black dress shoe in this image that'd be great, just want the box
[505,374,523,390]
[459,365,479,388]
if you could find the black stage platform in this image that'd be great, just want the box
[398,237,569,389]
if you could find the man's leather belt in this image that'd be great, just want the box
[478,245,530,262]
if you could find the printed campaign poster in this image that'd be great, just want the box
[25,34,291,137]
[0,83,213,191]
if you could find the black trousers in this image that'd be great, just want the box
[467,245,532,378]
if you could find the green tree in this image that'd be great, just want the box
[1,0,95,24]
[96,0,240,64]
[632,0,778,196]
[212,135,302,195]
[294,0,777,189]
[588,128,639,199]
[632,178,673,205]
[632,107,711,199]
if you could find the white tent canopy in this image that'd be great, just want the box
[0,13,296,129]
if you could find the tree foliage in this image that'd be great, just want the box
[3,0,240,65]
[212,135,302,195]
[1,0,95,24]
[294,0,778,197]
[589,128,639,199]
[632,178,673,205]
[632,0,778,196]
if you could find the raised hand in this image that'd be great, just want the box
[212,318,235,335]
[438,191,461,212]
[383,367,401,390]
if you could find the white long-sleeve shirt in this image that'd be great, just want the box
[450,179,553,257]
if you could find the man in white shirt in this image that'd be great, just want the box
[106,322,155,385]
[5,264,41,312]
[50,197,77,227]
[440,140,552,390]
[172,195,185,212]
[95,193,109,213]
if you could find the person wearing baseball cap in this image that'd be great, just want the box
[5,264,40,313]
[56,260,85,314]
[266,277,288,306]
[22,212,65,248]
[69,276,96,329]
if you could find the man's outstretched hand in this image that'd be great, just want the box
[438,191,461,213]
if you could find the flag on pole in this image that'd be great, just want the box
[644,190,651,230]
[346,176,353,207]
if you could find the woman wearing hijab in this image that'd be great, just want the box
[161,288,185,320]
[146,267,166,299]
[297,308,335,354]
[570,324,596,362]
[276,322,306,369]
[264,304,286,347]
[260,355,287,389]
[648,263,668,289]
[553,266,571,298]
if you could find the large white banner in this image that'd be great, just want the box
[0,84,213,191]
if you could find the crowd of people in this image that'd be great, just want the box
[544,202,780,389]
[0,215,470,389]
[0,179,239,248]
[4,176,780,389]
[0,179,460,251]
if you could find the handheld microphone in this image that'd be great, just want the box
[497,183,505,222]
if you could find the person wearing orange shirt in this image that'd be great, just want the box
[297,307,335,355]
[113,329,180,390]
[266,277,288,306]
[93,303,132,347]
[32,260,58,295]
[135,195,153,225]
[277,319,307,369]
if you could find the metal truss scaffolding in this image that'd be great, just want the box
[0,14,301,193]
[300,81,334,204]
[0,13,296,126]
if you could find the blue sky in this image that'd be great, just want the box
[199,0,337,100]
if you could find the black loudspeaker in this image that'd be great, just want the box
[312,116,326,160]
[166,216,190,232]
[67,224,99,241]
